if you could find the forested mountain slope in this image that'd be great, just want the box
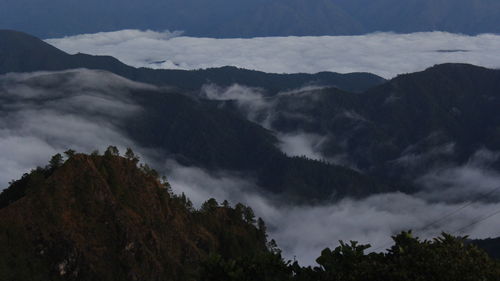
[1,153,499,280]
[219,64,500,187]
[0,152,273,280]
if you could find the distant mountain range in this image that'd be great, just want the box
[0,30,392,201]
[1,29,500,265]
[2,30,500,200]
[1,0,499,38]
[220,63,500,187]
[0,30,384,93]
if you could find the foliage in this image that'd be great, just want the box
[47,153,64,170]
[64,149,76,158]
[200,252,293,281]
[292,231,500,281]
[104,145,120,157]
[2,151,500,281]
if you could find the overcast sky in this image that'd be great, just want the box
[47,30,500,78]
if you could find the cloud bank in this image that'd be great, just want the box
[0,69,150,187]
[165,159,500,265]
[200,84,350,165]
[1,70,500,266]
[48,30,500,78]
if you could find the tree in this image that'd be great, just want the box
[315,241,371,281]
[48,153,64,170]
[243,206,256,224]
[140,164,159,178]
[178,193,194,212]
[64,149,76,158]
[104,146,119,157]
[257,218,267,235]
[161,176,173,195]
[307,231,500,281]
[125,148,139,164]
[201,198,219,213]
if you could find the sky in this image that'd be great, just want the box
[1,69,500,265]
[47,30,500,78]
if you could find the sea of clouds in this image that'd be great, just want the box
[1,70,500,265]
[47,30,500,78]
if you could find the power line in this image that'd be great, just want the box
[453,208,500,235]
[418,185,500,232]
[371,185,500,252]
[373,206,500,252]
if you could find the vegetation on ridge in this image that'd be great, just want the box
[0,147,275,281]
[1,147,499,280]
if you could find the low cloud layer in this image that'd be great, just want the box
[417,149,500,203]
[195,83,500,263]
[200,84,347,164]
[48,30,500,78]
[0,69,150,186]
[1,70,500,266]
[165,159,500,265]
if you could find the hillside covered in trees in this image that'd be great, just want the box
[0,150,499,281]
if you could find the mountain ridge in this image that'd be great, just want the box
[0,151,272,280]
[1,152,499,280]
[0,30,385,93]
[219,63,500,189]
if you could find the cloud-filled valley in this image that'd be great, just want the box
[1,69,500,265]
[2,0,500,277]
[167,159,500,264]
[47,30,500,78]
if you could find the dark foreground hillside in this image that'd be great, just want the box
[1,150,499,281]
[0,149,273,281]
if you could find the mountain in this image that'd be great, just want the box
[0,30,385,93]
[0,152,276,280]
[473,238,500,260]
[0,30,394,201]
[0,67,392,201]
[1,0,499,38]
[219,63,500,188]
[3,29,500,198]
[2,153,499,281]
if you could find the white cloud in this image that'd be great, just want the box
[1,70,500,266]
[164,159,500,265]
[200,84,359,167]
[0,69,149,187]
[48,30,500,78]
[276,132,326,161]
[417,149,500,203]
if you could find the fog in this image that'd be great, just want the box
[200,84,351,165]
[1,70,499,265]
[165,158,500,264]
[0,69,148,186]
[48,30,500,78]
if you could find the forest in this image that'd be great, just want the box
[0,148,499,281]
